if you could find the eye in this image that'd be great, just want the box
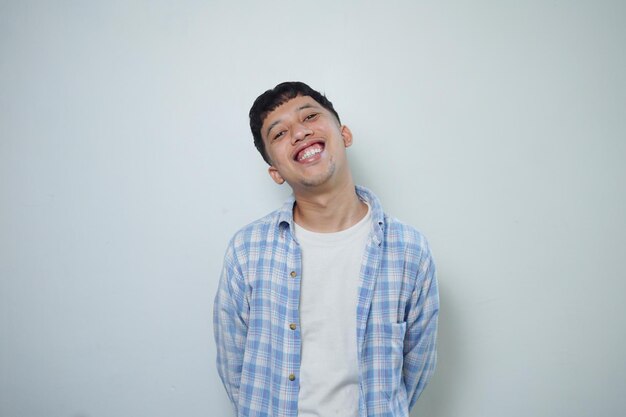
[304,113,319,121]
[273,130,286,141]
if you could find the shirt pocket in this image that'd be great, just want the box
[365,321,407,400]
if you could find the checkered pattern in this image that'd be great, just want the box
[214,186,439,417]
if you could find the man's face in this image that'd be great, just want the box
[261,95,353,191]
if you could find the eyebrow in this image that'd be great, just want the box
[265,103,321,138]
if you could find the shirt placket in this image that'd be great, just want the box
[285,236,302,415]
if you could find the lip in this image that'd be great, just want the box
[291,140,326,162]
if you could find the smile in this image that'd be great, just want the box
[295,143,324,162]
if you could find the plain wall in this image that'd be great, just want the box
[1,1,625,416]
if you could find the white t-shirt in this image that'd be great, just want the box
[294,205,371,417]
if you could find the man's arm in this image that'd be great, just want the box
[213,246,249,412]
[403,243,439,409]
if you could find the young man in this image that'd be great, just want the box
[214,82,439,417]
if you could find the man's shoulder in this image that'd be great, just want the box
[228,207,286,248]
[356,185,432,254]
[383,214,432,254]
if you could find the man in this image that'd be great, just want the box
[214,81,439,417]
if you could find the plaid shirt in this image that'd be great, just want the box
[214,186,439,417]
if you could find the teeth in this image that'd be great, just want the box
[299,146,322,161]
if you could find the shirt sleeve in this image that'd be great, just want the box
[213,243,249,413]
[403,242,439,410]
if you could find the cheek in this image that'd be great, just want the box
[267,148,286,167]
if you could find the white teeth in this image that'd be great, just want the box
[299,147,321,161]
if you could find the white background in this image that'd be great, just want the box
[1,1,625,416]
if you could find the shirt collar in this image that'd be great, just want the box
[355,185,385,245]
[278,185,385,245]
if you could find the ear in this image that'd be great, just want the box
[268,165,285,185]
[341,125,353,148]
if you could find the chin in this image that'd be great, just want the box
[300,164,336,188]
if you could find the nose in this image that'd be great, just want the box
[291,122,313,144]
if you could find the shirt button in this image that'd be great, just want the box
[288,374,296,381]
[290,271,297,278]
[289,323,297,330]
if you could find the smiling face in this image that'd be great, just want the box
[261,95,353,192]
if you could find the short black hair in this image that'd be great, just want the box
[249,81,341,165]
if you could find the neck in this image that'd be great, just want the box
[292,180,367,233]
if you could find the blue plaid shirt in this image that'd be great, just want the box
[214,186,439,417]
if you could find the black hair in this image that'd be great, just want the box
[249,81,341,165]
